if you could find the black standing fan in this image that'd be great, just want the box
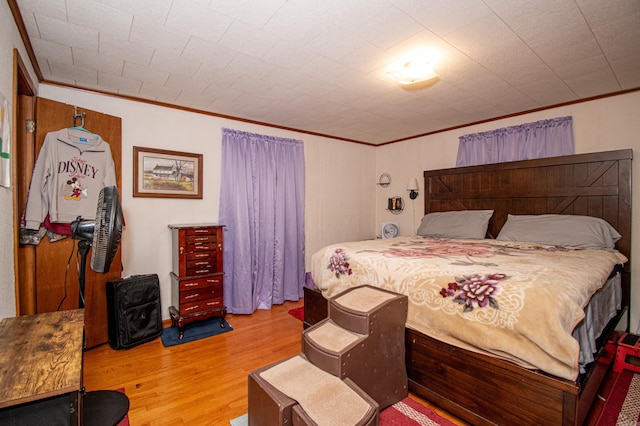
[71,186,129,426]
[71,185,122,307]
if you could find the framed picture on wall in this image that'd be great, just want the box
[133,146,203,199]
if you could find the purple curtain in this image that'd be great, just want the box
[219,129,305,314]
[456,116,574,167]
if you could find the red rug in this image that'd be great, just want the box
[116,388,130,426]
[381,397,458,425]
[597,371,640,425]
[232,396,456,425]
[288,306,304,322]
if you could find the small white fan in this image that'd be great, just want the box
[381,222,399,239]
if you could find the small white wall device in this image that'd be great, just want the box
[381,222,400,239]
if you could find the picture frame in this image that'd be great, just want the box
[133,146,203,199]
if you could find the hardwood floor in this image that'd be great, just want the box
[83,299,610,425]
[83,300,306,425]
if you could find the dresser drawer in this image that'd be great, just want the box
[186,257,217,272]
[179,297,224,314]
[179,285,223,304]
[185,227,218,237]
[186,233,218,243]
[186,251,214,261]
[185,243,218,254]
[176,275,222,291]
[185,235,218,254]
[186,266,217,276]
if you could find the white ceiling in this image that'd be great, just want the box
[13,0,640,145]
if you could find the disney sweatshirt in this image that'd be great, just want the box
[24,128,117,230]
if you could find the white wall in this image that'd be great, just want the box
[375,90,640,331]
[0,1,16,320]
[38,85,376,319]
[0,1,39,320]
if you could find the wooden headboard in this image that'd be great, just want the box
[423,149,632,307]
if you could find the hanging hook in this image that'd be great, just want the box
[72,106,85,129]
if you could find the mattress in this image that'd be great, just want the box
[310,236,627,380]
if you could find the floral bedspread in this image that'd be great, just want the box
[310,236,627,381]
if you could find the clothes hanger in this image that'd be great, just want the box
[68,107,98,142]
[72,112,87,130]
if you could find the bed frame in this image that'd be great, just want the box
[304,149,632,425]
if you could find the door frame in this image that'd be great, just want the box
[12,48,36,316]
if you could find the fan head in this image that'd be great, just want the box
[90,186,123,273]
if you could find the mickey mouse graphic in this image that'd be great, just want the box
[65,177,87,201]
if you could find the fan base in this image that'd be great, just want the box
[83,390,129,426]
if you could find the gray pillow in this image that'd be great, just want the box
[416,210,494,239]
[496,214,621,249]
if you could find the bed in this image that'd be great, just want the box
[303,149,632,425]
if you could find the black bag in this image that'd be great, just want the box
[106,274,162,349]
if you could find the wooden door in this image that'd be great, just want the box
[20,97,122,348]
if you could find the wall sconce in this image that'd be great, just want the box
[407,178,419,200]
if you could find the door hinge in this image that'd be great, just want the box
[25,119,36,133]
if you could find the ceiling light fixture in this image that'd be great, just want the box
[387,59,438,86]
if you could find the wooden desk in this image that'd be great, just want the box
[0,309,84,424]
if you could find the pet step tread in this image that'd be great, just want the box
[304,319,365,353]
[332,285,399,313]
[257,355,377,425]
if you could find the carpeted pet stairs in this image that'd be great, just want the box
[248,285,408,425]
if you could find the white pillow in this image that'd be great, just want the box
[496,214,621,249]
[416,210,494,239]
